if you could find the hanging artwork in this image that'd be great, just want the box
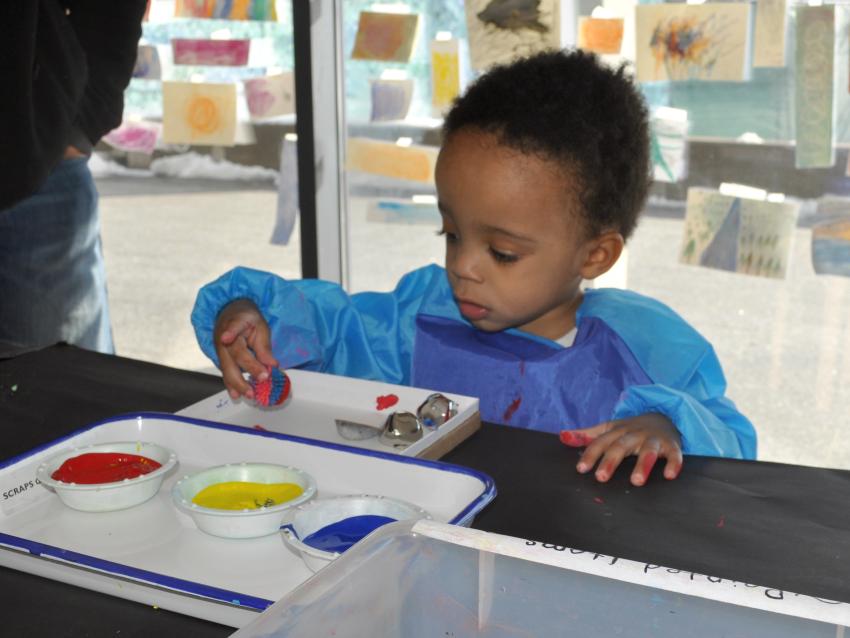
[753,0,788,68]
[172,38,251,66]
[174,0,277,20]
[431,39,461,116]
[346,138,438,184]
[162,81,238,146]
[812,216,850,278]
[370,79,414,122]
[680,187,799,279]
[634,3,753,82]
[577,17,625,55]
[464,0,560,71]
[132,45,161,79]
[243,73,295,119]
[103,120,161,155]
[794,5,835,169]
[351,12,420,63]
[650,107,689,183]
[272,136,299,246]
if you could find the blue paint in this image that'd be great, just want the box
[301,515,397,553]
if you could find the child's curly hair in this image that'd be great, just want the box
[443,49,651,240]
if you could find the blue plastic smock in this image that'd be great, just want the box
[192,264,756,459]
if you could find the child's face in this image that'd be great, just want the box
[435,129,597,340]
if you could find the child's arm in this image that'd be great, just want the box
[192,265,439,389]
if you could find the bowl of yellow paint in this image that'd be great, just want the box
[171,462,317,539]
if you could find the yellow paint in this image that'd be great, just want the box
[192,481,303,510]
[431,43,460,112]
[187,96,220,135]
[162,81,237,146]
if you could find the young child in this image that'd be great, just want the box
[192,50,756,487]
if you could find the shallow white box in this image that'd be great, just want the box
[0,415,494,628]
[233,519,850,637]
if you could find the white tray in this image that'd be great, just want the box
[177,369,481,459]
[0,414,495,628]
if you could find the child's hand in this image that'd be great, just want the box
[213,299,279,400]
[560,413,683,487]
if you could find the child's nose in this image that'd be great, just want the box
[450,246,483,282]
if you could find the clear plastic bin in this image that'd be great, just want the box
[233,520,850,637]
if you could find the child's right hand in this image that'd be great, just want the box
[213,299,279,400]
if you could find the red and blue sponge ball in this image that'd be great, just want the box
[250,367,291,407]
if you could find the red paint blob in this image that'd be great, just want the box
[502,396,522,421]
[716,515,726,528]
[252,424,268,431]
[640,452,658,479]
[375,394,399,410]
[559,430,591,447]
[593,496,605,505]
[51,452,162,484]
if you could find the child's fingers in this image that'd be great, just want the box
[560,420,617,448]
[219,317,256,346]
[218,351,253,400]
[662,445,684,480]
[590,432,641,482]
[250,327,279,369]
[630,439,662,486]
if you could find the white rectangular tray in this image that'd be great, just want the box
[0,414,495,628]
[177,369,481,459]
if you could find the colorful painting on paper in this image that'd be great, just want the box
[577,17,624,55]
[431,39,460,116]
[172,38,251,66]
[650,108,689,183]
[794,5,835,169]
[753,0,787,67]
[174,0,276,21]
[351,12,420,63]
[103,120,161,155]
[132,44,161,79]
[812,216,850,277]
[244,73,295,119]
[370,79,414,122]
[635,3,753,82]
[162,81,237,146]
[680,188,799,279]
[346,137,438,184]
[464,0,560,71]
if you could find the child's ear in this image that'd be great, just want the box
[580,231,625,280]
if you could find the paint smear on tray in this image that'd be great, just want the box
[376,394,399,410]
[192,481,303,510]
[51,453,161,484]
[301,515,397,553]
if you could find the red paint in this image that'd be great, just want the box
[502,396,522,421]
[559,430,591,447]
[376,394,399,410]
[593,496,605,505]
[640,452,658,480]
[252,424,268,431]
[716,515,725,528]
[51,452,161,484]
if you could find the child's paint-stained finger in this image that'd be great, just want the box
[559,430,593,447]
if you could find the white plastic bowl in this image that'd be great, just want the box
[282,494,431,572]
[36,441,178,513]
[172,463,317,539]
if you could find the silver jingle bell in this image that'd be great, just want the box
[416,393,458,429]
[379,411,424,448]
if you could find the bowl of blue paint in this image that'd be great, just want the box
[281,494,431,572]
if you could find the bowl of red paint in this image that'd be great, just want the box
[172,463,317,539]
[36,441,178,513]
[281,494,431,572]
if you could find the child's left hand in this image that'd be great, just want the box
[560,413,683,487]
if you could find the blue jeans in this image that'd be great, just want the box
[0,157,114,353]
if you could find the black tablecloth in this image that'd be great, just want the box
[2,345,850,636]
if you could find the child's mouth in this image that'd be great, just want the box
[457,300,489,321]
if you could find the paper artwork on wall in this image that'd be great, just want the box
[812,216,850,277]
[174,0,277,21]
[577,17,625,55]
[346,138,439,184]
[794,5,835,169]
[351,12,420,63]
[464,0,560,71]
[634,3,753,82]
[162,81,237,146]
[753,0,788,67]
[650,107,689,183]
[103,120,161,155]
[243,73,295,119]
[680,187,799,279]
[431,39,461,116]
[133,44,161,79]
[172,38,251,66]
[370,79,414,122]
[272,136,299,246]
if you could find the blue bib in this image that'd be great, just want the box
[412,314,652,433]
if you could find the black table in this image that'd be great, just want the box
[2,345,850,636]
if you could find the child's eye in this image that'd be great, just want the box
[436,229,458,243]
[489,247,519,264]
